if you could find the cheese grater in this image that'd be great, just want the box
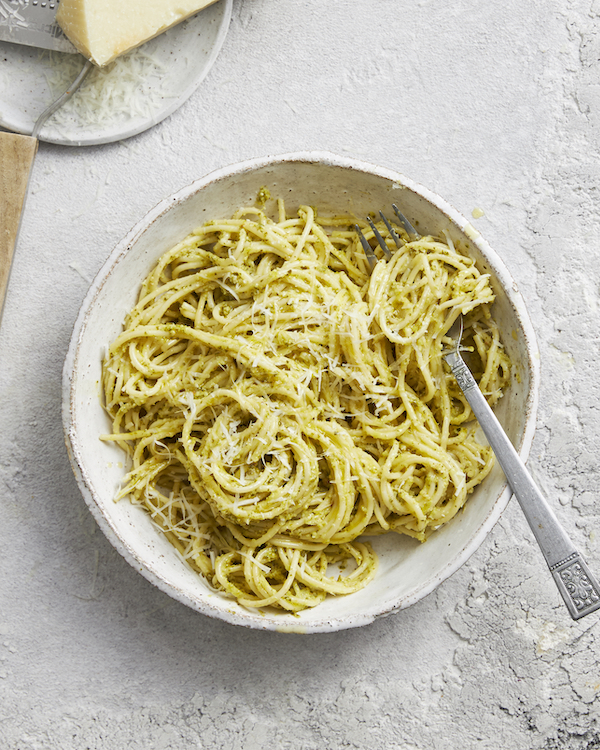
[0,0,90,321]
[0,0,77,53]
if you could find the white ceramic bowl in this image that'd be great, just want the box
[62,152,540,633]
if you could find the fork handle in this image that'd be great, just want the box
[445,350,600,620]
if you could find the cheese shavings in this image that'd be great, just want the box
[100,201,511,613]
[42,48,170,134]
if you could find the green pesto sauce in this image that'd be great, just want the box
[256,186,271,206]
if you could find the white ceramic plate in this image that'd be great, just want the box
[0,0,232,146]
[63,153,540,633]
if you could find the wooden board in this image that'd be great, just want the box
[0,131,38,316]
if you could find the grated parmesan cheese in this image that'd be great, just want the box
[42,48,172,133]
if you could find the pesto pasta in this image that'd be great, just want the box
[101,200,510,612]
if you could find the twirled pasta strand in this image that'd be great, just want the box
[101,202,510,612]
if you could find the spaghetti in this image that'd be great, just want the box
[101,200,511,612]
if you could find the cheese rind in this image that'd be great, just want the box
[56,0,218,67]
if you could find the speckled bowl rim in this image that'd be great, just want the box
[62,151,540,633]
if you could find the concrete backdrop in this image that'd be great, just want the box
[1,1,600,747]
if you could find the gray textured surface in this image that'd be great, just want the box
[2,0,600,747]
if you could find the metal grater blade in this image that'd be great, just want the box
[0,0,78,53]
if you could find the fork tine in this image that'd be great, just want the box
[356,205,419,271]
[392,204,420,241]
[379,211,403,249]
[367,217,392,259]
[355,224,378,270]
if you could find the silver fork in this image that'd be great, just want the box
[357,209,600,620]
[355,204,419,269]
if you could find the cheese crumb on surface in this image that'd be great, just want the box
[57,0,219,66]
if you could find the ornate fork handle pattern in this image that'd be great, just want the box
[552,556,600,616]
[445,347,600,620]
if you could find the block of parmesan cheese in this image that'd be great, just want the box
[56,0,218,66]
